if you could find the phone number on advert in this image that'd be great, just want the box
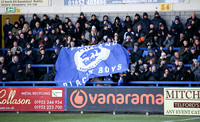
[67,0,107,5]
[34,105,63,110]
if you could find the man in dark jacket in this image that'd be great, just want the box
[0,67,12,81]
[77,12,87,31]
[3,18,14,40]
[174,60,186,81]
[36,49,50,75]
[151,11,167,31]
[89,14,100,31]
[30,14,40,29]
[146,65,160,81]
[139,12,151,34]
[130,43,143,63]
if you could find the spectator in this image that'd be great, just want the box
[188,47,199,64]
[130,43,143,63]
[170,52,183,65]
[30,14,40,29]
[157,24,168,47]
[139,12,151,34]
[142,42,155,58]
[124,15,133,29]
[18,15,27,29]
[77,12,87,31]
[185,12,200,29]
[52,38,63,48]
[51,14,62,28]
[151,11,166,31]
[122,34,134,49]
[146,65,160,81]
[132,14,140,32]
[0,67,12,81]
[134,24,145,42]
[144,50,157,65]
[112,17,121,34]
[137,65,146,81]
[22,23,31,35]
[184,68,195,81]
[184,23,196,40]
[15,66,26,81]
[73,21,83,40]
[11,41,23,55]
[18,33,27,48]
[32,22,43,37]
[99,25,113,40]
[99,15,111,30]
[89,14,100,31]
[5,33,15,48]
[159,68,174,81]
[5,49,12,65]
[179,40,191,63]
[174,60,186,81]
[193,39,200,55]
[145,23,157,45]
[8,55,21,76]
[84,22,91,41]
[42,36,52,48]
[41,14,50,29]
[88,36,98,45]
[25,64,35,81]
[191,59,200,81]
[11,22,21,36]
[36,49,49,75]
[15,47,24,63]
[3,18,14,40]
[163,33,174,48]
[170,16,184,34]
[50,47,59,64]
[123,26,135,40]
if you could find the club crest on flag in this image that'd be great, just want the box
[74,45,110,72]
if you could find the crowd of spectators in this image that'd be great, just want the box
[1,11,200,82]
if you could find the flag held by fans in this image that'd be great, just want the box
[55,42,129,86]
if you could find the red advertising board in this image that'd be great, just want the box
[0,88,64,111]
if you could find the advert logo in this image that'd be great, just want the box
[70,90,88,108]
[70,89,163,109]
[52,90,62,97]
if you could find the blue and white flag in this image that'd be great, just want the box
[55,42,129,86]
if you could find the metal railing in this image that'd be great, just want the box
[0,81,200,87]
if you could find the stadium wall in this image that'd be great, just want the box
[1,0,200,29]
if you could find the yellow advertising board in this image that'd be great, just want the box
[164,88,200,116]
[160,3,171,11]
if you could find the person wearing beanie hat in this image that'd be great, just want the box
[144,49,157,64]
[132,13,140,32]
[77,12,88,31]
[99,15,111,30]
[89,14,100,31]
[125,15,133,29]
[152,11,167,31]
[139,12,151,33]
[12,21,21,36]
[186,47,198,64]
[170,15,184,34]
[50,46,59,64]
[30,13,40,29]
[88,35,98,45]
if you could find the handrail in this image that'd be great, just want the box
[16,63,192,74]
[0,81,200,87]
[0,47,180,53]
